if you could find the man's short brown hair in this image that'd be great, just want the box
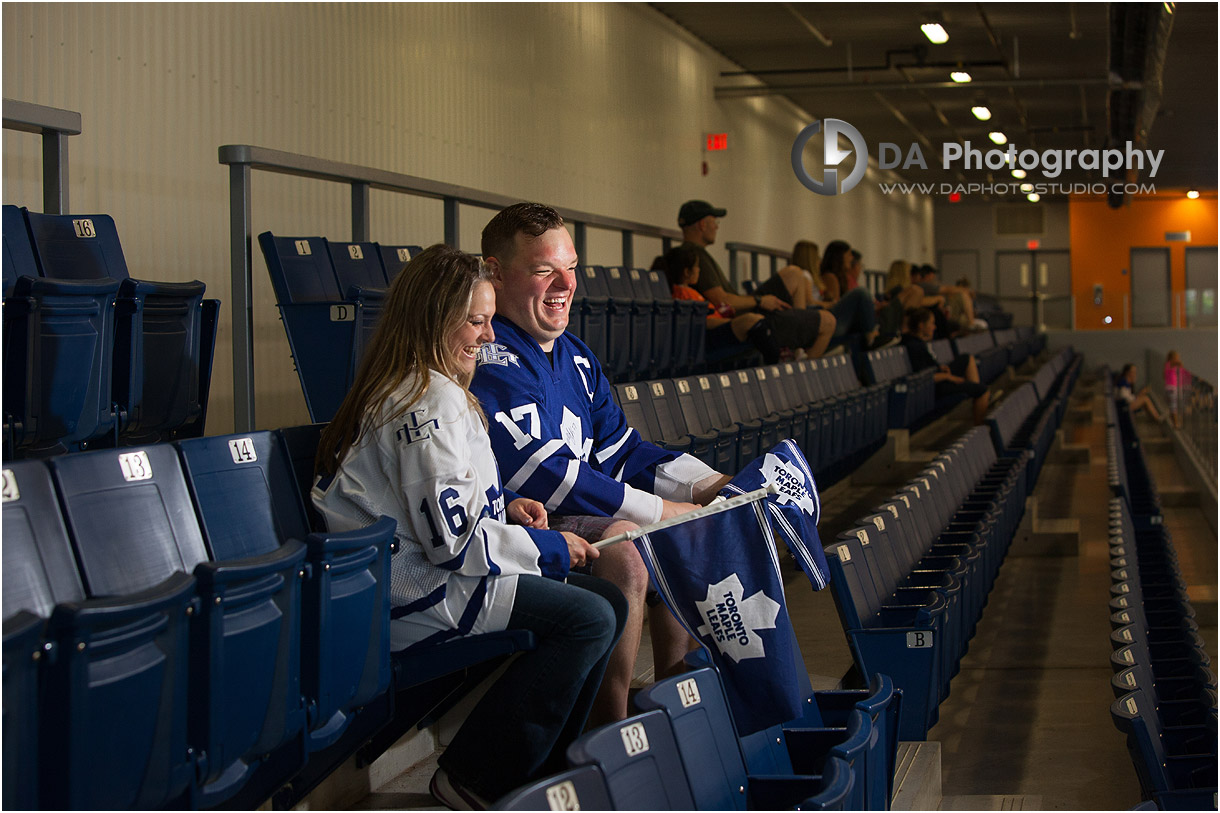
[481,202,565,263]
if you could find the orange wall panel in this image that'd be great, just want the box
[1069,196,1218,330]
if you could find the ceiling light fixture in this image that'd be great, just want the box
[1027,193,1041,203]
[1186,189,1200,199]
[921,23,949,44]
[988,131,1007,145]
[951,71,972,83]
[971,105,991,121]
[1012,169,1027,179]
[1020,183,1034,193]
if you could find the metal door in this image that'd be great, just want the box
[1035,250,1072,329]
[995,251,1035,327]
[1130,248,1171,327]
[1185,246,1217,327]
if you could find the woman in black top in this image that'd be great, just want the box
[901,308,991,425]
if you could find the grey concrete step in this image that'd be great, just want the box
[891,741,942,811]
[940,794,1045,810]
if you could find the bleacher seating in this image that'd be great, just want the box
[0,427,565,810]
[825,344,1083,742]
[2,205,219,456]
[1105,386,1218,810]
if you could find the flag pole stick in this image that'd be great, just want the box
[592,484,778,550]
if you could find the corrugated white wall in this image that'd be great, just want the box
[3,2,935,433]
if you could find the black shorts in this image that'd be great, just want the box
[753,274,794,305]
[936,355,987,399]
[765,307,823,350]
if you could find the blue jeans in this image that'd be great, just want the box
[438,573,627,801]
[830,287,878,339]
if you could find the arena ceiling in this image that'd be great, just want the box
[652,2,1217,199]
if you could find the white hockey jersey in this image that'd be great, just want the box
[470,317,716,526]
[313,370,569,651]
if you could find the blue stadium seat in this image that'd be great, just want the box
[494,764,613,811]
[629,267,673,378]
[648,268,701,375]
[2,610,41,811]
[23,209,211,442]
[50,444,309,806]
[377,243,423,283]
[566,709,696,809]
[258,233,356,422]
[7,456,196,808]
[572,264,610,365]
[584,266,630,382]
[799,755,854,810]
[602,266,653,381]
[5,275,120,453]
[646,378,718,468]
[635,667,828,810]
[671,375,738,472]
[329,240,390,372]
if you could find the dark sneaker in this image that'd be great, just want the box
[430,768,489,811]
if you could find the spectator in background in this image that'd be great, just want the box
[787,240,825,303]
[1164,350,1187,428]
[678,200,834,359]
[912,264,983,332]
[313,245,626,808]
[820,239,895,350]
[1117,363,1164,422]
[901,307,991,425]
[660,244,780,363]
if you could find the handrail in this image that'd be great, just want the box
[723,240,791,287]
[219,144,685,431]
[3,98,82,215]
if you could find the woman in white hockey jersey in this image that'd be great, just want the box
[313,245,626,809]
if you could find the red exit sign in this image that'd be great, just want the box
[706,133,728,151]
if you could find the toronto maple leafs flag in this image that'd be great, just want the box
[634,483,812,736]
[722,438,830,591]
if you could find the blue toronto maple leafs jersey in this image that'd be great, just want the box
[470,317,716,526]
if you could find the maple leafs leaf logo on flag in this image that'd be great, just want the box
[762,452,816,516]
[694,573,780,663]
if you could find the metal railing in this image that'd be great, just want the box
[219,145,690,431]
[724,241,791,289]
[3,98,82,215]
[1180,377,1217,487]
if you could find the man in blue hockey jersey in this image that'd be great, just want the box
[472,203,732,725]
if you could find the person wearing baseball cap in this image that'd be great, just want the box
[677,199,835,359]
[677,199,727,228]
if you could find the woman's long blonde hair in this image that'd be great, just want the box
[886,260,912,291]
[316,244,491,477]
[790,240,822,289]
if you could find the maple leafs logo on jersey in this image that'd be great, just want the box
[477,343,520,368]
[695,573,780,662]
[762,452,816,516]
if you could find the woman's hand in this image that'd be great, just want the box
[508,497,548,529]
[562,532,599,569]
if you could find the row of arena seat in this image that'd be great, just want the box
[824,347,1080,740]
[611,355,886,486]
[1,428,562,810]
[500,662,900,809]
[258,232,731,422]
[859,327,1045,431]
[2,205,219,457]
[1105,388,1217,810]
